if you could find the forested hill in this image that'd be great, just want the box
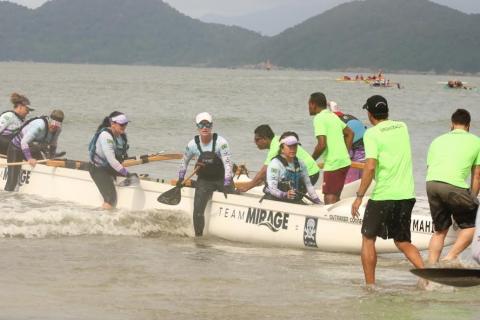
[0,0,479,73]
[0,0,263,66]
[252,0,480,73]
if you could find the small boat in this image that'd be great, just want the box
[0,158,456,253]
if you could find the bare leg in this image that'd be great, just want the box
[361,235,377,285]
[443,227,475,261]
[102,202,113,210]
[395,241,424,269]
[427,229,449,265]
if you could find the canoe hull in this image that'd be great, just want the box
[0,160,456,253]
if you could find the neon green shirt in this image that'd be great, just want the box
[364,120,415,200]
[313,109,351,171]
[426,129,480,188]
[265,136,320,176]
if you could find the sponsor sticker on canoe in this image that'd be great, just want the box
[303,217,318,248]
[217,206,289,232]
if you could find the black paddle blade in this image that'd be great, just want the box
[410,268,480,287]
[157,186,182,205]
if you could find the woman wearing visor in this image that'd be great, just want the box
[264,131,321,204]
[0,93,34,155]
[4,109,64,191]
[88,112,134,209]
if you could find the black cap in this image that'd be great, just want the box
[363,95,388,115]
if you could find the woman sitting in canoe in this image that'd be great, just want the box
[264,132,321,204]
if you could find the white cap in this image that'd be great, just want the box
[329,101,341,113]
[195,112,212,124]
[111,114,129,125]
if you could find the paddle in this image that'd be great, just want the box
[44,152,183,170]
[157,167,200,205]
[0,159,49,167]
[410,268,480,287]
[123,153,183,167]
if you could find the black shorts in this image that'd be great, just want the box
[361,198,416,242]
[426,181,479,230]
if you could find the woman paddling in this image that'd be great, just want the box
[88,112,135,209]
[264,132,321,204]
[0,93,34,155]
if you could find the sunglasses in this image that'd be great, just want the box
[197,122,212,129]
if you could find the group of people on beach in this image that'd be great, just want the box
[1,90,479,287]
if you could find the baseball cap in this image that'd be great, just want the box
[280,135,301,146]
[111,114,129,125]
[195,112,212,124]
[363,95,388,115]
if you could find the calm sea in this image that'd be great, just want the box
[0,62,479,319]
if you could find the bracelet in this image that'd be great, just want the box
[356,192,364,198]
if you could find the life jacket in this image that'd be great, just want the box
[89,128,129,164]
[338,114,366,148]
[272,155,304,201]
[195,133,224,181]
[13,116,49,141]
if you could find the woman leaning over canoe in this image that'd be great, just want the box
[0,93,34,155]
[263,131,321,204]
[4,109,64,191]
[88,112,136,209]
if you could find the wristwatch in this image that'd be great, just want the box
[356,192,364,198]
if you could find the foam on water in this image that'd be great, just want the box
[0,193,190,239]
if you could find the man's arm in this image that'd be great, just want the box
[351,158,376,217]
[312,135,326,160]
[237,165,267,192]
[471,165,480,197]
[343,126,354,151]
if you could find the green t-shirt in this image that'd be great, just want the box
[426,129,480,188]
[313,109,351,171]
[265,136,320,176]
[364,120,415,200]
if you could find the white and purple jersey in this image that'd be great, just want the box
[0,111,24,136]
[11,118,60,160]
[266,157,320,201]
[178,134,233,182]
[91,131,128,176]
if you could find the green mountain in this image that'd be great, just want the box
[0,0,479,73]
[253,0,480,73]
[0,0,263,66]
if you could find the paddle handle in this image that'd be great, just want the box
[0,159,49,167]
[123,153,183,167]
[180,167,201,186]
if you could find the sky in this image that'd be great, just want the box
[6,0,480,17]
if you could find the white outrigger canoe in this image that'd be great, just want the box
[0,159,456,253]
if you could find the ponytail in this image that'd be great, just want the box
[96,111,123,131]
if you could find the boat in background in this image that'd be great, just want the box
[0,158,456,253]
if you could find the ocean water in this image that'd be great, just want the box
[0,62,479,319]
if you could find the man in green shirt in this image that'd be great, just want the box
[309,92,353,204]
[237,124,320,192]
[426,109,480,266]
[351,95,424,286]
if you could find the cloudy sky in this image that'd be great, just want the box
[6,0,480,17]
